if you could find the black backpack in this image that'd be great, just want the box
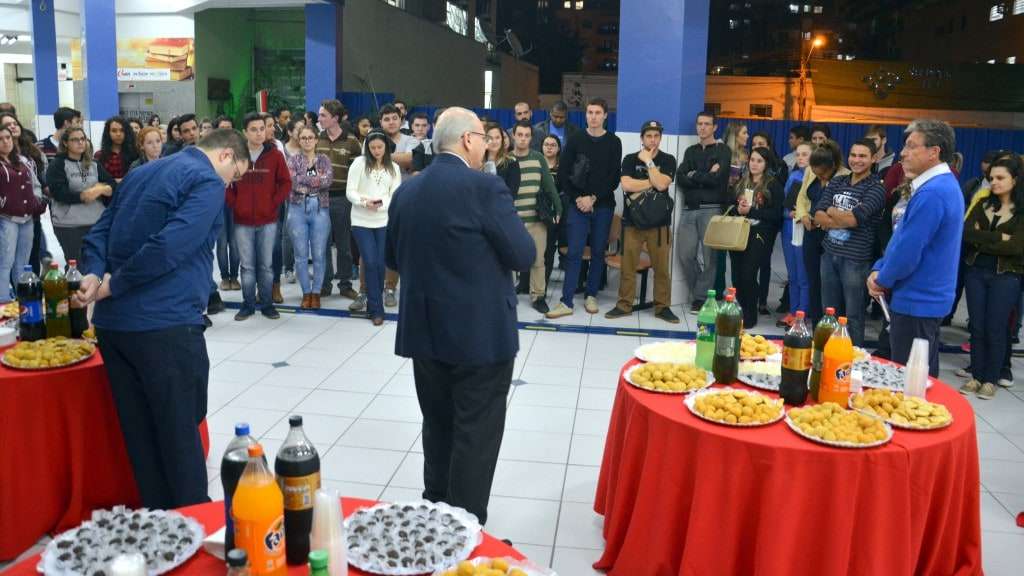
[626,189,674,229]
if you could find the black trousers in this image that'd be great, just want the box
[802,228,825,322]
[757,227,778,307]
[729,229,770,329]
[889,312,942,377]
[413,357,514,526]
[97,324,210,510]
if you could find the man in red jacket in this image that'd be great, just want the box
[227,112,292,320]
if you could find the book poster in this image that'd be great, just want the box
[71,38,195,82]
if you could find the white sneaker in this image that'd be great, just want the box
[955,366,971,379]
[545,302,574,319]
[584,296,599,314]
[998,378,1015,389]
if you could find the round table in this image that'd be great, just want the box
[6,498,527,575]
[594,357,982,576]
[0,348,209,561]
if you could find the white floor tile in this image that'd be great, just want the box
[262,414,354,447]
[206,340,247,365]
[286,348,353,370]
[205,433,235,468]
[569,435,606,467]
[580,368,623,389]
[518,364,583,388]
[513,544,553,568]
[379,486,426,503]
[983,532,1024,576]
[207,476,225,501]
[497,430,572,464]
[380,373,418,397]
[321,479,385,501]
[981,460,1024,494]
[505,405,576,434]
[510,384,580,408]
[342,352,407,374]
[336,419,421,452]
[491,460,566,501]
[484,496,560,546]
[551,546,604,576]
[979,433,1024,462]
[228,385,313,412]
[360,395,424,423]
[210,360,274,385]
[256,364,336,389]
[318,369,393,394]
[388,453,425,490]
[972,408,1024,435]
[562,465,600,504]
[573,409,612,437]
[320,445,406,485]
[554,501,605,549]
[983,491,1023,533]
[207,406,288,440]
[292,389,375,418]
[577,388,616,412]
[231,338,309,364]
[207,380,254,413]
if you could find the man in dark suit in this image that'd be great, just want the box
[530,100,579,151]
[386,107,535,525]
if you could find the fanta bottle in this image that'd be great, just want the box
[232,444,286,575]
[818,317,854,406]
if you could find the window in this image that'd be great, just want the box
[483,70,493,108]
[1008,56,1018,63]
[474,18,487,43]
[574,0,584,9]
[383,0,405,8]
[990,3,1005,21]
[803,4,811,13]
[729,19,739,30]
[789,3,799,13]
[749,104,773,118]
[1015,0,1024,15]
[446,2,467,35]
[813,5,823,13]
[803,31,812,39]
[704,103,722,117]
[988,58,997,64]
[563,0,571,7]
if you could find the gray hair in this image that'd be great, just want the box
[433,107,480,153]
[905,119,955,164]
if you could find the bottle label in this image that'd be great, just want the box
[782,347,812,371]
[46,299,69,318]
[811,349,824,372]
[280,472,320,511]
[19,300,42,324]
[697,322,715,341]
[715,336,738,357]
[264,515,285,554]
[833,363,852,387]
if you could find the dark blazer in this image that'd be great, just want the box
[530,119,580,151]
[386,153,536,365]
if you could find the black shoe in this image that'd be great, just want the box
[604,305,631,319]
[656,308,681,324]
[202,314,213,328]
[532,298,550,314]
[758,305,770,316]
[234,309,254,321]
[941,315,953,327]
[261,306,280,320]
[690,300,704,313]
[516,284,530,295]
[320,283,333,297]
[338,286,359,300]
[207,291,225,315]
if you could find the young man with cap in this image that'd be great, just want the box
[606,120,679,323]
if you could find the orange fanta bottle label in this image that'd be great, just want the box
[233,445,287,575]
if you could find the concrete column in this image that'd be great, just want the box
[305,1,344,112]
[30,0,60,137]
[81,0,119,143]
[616,0,711,309]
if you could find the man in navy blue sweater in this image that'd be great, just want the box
[868,120,962,376]
[76,129,249,509]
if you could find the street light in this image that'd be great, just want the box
[798,36,826,121]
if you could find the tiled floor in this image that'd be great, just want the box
[4,252,1024,575]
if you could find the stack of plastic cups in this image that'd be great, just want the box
[904,338,930,399]
[311,488,348,576]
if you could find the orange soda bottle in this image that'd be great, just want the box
[818,317,854,405]
[232,444,286,575]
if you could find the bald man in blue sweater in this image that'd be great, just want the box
[868,120,963,377]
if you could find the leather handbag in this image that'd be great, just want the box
[703,206,750,251]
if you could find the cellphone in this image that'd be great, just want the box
[372,199,383,206]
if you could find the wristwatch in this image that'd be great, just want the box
[646,161,656,169]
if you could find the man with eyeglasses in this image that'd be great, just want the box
[76,128,250,510]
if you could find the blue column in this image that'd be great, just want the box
[30,0,59,136]
[305,1,344,111]
[81,0,119,141]
[616,0,710,136]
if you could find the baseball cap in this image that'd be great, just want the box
[641,120,664,136]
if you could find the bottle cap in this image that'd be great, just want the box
[838,316,848,325]
[825,307,836,315]
[247,444,264,458]
[727,287,736,295]
[289,414,303,427]
[22,265,31,271]
[226,548,248,567]
[795,311,805,318]
[725,294,734,302]
[706,289,716,298]
[234,422,250,437]
[308,550,329,569]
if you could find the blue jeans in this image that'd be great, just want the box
[272,203,293,283]
[820,250,872,346]
[352,226,387,318]
[562,204,613,307]
[287,197,331,294]
[0,218,33,300]
[216,205,239,281]
[235,222,277,313]
[781,216,809,315]
[965,265,1021,384]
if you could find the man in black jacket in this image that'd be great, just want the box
[675,111,731,312]
[530,100,579,151]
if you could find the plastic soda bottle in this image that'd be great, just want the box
[818,317,854,405]
[232,444,286,576]
[42,262,70,338]
[713,294,742,384]
[808,307,839,402]
[275,416,321,565]
[695,290,718,370]
[65,260,89,338]
[222,423,261,552]
[16,265,45,341]
[780,311,812,405]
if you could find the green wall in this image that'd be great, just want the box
[193,8,305,122]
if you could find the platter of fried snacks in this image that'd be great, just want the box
[433,557,555,576]
[623,362,713,394]
[0,301,19,319]
[2,337,95,370]
[740,334,781,360]
[785,402,893,448]
[849,389,952,430]
[633,340,696,364]
[685,388,785,427]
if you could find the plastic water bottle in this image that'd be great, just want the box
[222,423,260,552]
[695,290,718,370]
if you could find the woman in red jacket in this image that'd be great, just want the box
[0,126,47,300]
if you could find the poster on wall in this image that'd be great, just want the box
[71,38,195,81]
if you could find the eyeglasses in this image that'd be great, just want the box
[468,132,494,145]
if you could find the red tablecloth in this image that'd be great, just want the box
[0,349,210,561]
[594,358,982,576]
[6,498,526,574]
